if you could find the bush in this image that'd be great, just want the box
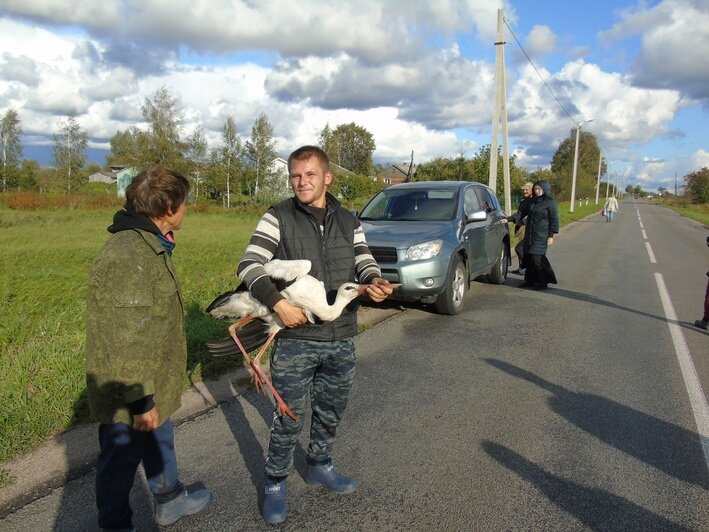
[1,191,121,211]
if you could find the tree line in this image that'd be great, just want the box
[0,88,384,205]
[1,91,707,205]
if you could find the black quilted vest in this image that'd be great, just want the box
[272,194,359,341]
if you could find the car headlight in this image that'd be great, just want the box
[405,239,443,261]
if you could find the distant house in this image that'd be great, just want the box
[271,158,356,191]
[378,163,416,185]
[272,157,290,191]
[116,167,140,198]
[330,162,356,178]
[88,171,116,184]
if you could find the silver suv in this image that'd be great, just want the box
[358,181,510,314]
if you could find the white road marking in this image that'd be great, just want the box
[654,273,709,474]
[642,229,648,240]
[645,242,657,263]
[639,222,644,229]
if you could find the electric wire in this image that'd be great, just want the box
[503,17,578,128]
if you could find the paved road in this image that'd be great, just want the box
[1,200,707,531]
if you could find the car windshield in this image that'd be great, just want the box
[359,188,458,221]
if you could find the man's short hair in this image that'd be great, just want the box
[288,145,331,173]
[521,182,533,190]
[125,166,189,218]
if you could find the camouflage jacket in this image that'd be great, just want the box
[85,228,187,425]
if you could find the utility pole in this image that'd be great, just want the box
[595,149,602,205]
[569,118,593,213]
[489,8,511,214]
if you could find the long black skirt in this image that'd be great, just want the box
[524,254,557,286]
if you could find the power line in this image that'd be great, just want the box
[503,17,577,127]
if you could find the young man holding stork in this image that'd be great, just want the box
[236,145,394,524]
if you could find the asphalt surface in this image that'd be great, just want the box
[1,201,707,531]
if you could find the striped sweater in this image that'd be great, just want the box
[237,194,380,339]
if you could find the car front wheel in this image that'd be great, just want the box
[486,242,509,285]
[435,254,467,315]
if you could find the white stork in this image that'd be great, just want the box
[206,259,368,420]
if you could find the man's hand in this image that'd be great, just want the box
[273,299,308,327]
[133,406,160,432]
[365,277,395,303]
[547,237,554,246]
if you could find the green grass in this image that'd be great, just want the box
[657,200,709,227]
[0,468,13,488]
[556,199,606,225]
[0,205,260,465]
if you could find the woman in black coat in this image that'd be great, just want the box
[514,180,559,289]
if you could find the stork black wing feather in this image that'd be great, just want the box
[206,319,272,357]
[205,282,248,314]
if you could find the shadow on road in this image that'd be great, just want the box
[205,359,311,510]
[485,359,709,489]
[482,441,691,531]
[218,387,272,509]
[544,287,709,337]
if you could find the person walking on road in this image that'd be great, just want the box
[503,180,559,290]
[86,167,212,531]
[236,145,394,525]
[508,182,533,274]
[604,195,619,222]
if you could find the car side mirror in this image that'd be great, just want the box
[466,210,487,222]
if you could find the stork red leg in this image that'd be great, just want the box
[228,322,298,421]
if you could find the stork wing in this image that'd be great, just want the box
[207,319,272,357]
[264,259,311,281]
[205,282,248,314]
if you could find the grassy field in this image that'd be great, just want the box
[658,200,709,227]
[0,196,605,478]
[0,204,261,471]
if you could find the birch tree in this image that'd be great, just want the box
[221,115,242,207]
[245,113,277,197]
[141,87,185,169]
[185,126,208,204]
[53,113,87,193]
[0,108,23,192]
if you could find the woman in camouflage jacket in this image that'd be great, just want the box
[85,167,212,530]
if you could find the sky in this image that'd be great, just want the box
[0,0,707,192]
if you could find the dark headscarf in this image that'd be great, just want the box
[108,205,176,255]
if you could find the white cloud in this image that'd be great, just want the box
[0,0,121,28]
[2,0,509,63]
[0,0,704,194]
[506,60,682,170]
[0,53,40,87]
[265,49,495,130]
[691,148,709,170]
[599,0,709,103]
[525,25,556,57]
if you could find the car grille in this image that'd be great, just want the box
[381,268,400,283]
[369,246,398,264]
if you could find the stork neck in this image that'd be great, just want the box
[313,293,353,322]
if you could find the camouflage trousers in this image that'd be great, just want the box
[265,337,356,478]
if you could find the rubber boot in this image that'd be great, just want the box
[262,477,287,524]
[155,488,213,526]
[304,462,356,493]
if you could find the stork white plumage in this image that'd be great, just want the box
[207,259,311,321]
[206,259,367,420]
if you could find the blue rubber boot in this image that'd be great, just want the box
[262,477,287,524]
[155,488,212,526]
[304,462,356,493]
